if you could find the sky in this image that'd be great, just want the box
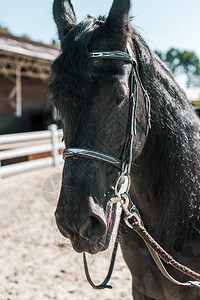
[0,0,199,57]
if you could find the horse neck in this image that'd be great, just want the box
[130,74,200,248]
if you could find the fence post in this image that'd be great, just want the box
[49,124,59,167]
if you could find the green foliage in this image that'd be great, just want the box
[0,25,10,33]
[0,25,30,41]
[155,48,200,87]
[51,39,59,47]
[21,34,31,40]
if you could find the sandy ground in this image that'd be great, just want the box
[0,167,132,300]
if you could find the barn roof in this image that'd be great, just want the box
[0,32,61,80]
[0,32,61,118]
[0,31,59,60]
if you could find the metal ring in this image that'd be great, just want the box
[114,174,130,197]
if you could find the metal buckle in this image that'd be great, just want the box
[114,173,130,197]
[120,194,142,228]
[115,194,143,229]
[124,210,142,228]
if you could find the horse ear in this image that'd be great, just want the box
[53,0,76,41]
[106,0,130,32]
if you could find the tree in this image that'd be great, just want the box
[0,25,10,33]
[155,48,200,87]
[21,34,31,40]
[51,39,59,47]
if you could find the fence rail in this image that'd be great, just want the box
[0,124,64,180]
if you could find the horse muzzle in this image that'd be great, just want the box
[55,209,110,254]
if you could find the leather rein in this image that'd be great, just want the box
[62,44,200,289]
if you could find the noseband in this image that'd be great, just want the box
[63,44,151,179]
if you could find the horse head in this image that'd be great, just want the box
[51,0,148,254]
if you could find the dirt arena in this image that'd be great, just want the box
[0,166,132,300]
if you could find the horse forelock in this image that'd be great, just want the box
[50,16,106,111]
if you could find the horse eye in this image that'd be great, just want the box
[114,96,126,105]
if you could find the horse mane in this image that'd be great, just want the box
[132,31,200,250]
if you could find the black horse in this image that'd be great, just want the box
[50,1,200,299]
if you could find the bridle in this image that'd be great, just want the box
[62,43,151,232]
[62,44,200,290]
[62,43,151,289]
[63,43,151,187]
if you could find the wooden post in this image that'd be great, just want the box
[49,124,59,167]
[0,160,2,181]
[16,67,22,117]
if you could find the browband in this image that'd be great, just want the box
[90,50,137,65]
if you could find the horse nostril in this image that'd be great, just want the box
[79,216,106,241]
[55,212,73,239]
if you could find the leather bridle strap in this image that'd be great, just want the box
[63,148,122,169]
[146,244,200,288]
[83,226,120,290]
[90,50,136,64]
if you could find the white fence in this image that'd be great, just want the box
[0,124,64,180]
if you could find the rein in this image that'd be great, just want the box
[62,44,200,289]
[83,227,120,289]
